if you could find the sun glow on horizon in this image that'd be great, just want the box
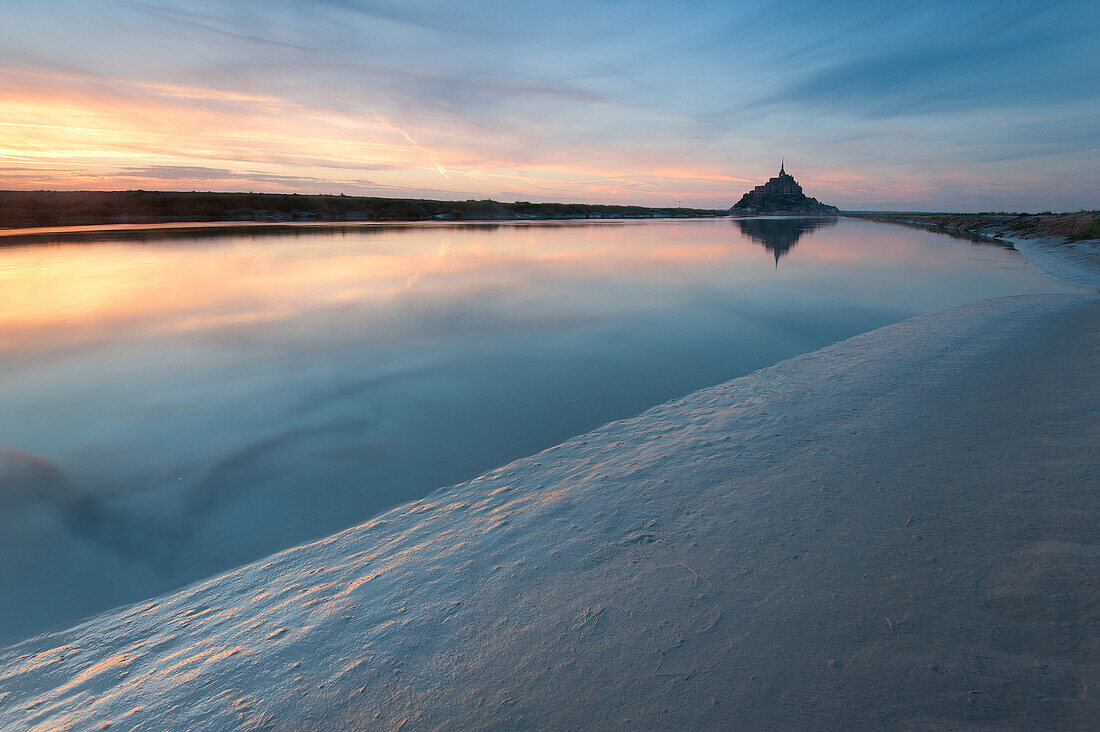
[0,66,764,207]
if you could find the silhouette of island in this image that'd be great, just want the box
[730,163,840,215]
[736,216,838,265]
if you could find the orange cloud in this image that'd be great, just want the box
[0,67,748,206]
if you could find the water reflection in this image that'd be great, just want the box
[735,216,838,265]
[0,218,1085,643]
[0,220,641,247]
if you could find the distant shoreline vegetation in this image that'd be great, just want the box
[0,190,724,230]
[844,211,1100,243]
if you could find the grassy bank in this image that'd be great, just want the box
[844,210,1100,242]
[0,190,722,229]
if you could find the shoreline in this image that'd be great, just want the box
[994,234,1100,290]
[1,228,1097,728]
[0,190,725,235]
[843,211,1100,289]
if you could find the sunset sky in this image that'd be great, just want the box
[2,0,1097,211]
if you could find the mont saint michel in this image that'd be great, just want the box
[730,163,840,215]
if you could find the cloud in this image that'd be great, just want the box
[108,165,376,188]
[0,0,1097,209]
[114,165,275,181]
[749,2,1100,118]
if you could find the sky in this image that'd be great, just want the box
[0,0,1097,211]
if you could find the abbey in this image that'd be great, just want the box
[730,163,839,215]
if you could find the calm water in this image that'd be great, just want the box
[0,217,1086,642]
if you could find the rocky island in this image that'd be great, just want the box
[730,162,840,215]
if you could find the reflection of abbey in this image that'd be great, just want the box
[730,162,839,215]
[736,216,837,266]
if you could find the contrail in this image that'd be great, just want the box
[373,114,451,180]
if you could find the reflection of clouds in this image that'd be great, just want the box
[0,446,160,642]
[403,237,452,291]
[0,446,75,518]
[0,237,437,351]
[0,222,743,355]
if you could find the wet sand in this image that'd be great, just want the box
[2,290,1097,729]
